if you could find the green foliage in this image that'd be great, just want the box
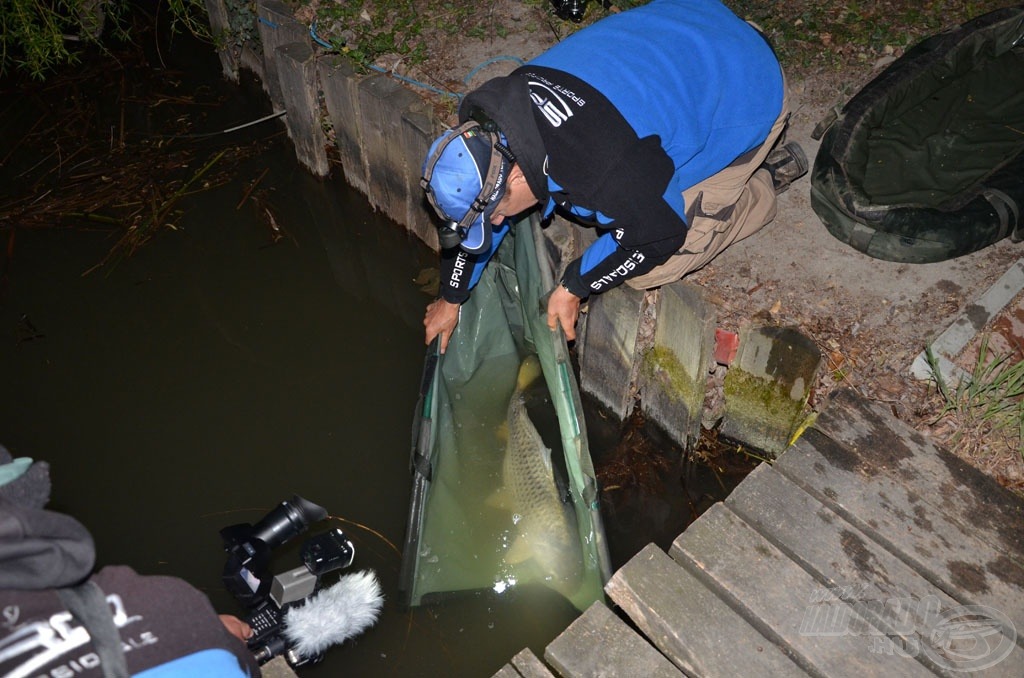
[305,0,452,69]
[166,0,213,42]
[0,0,209,80]
[222,0,259,49]
[295,0,612,72]
[2,0,105,79]
[928,337,1024,461]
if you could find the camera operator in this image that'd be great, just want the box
[0,446,260,677]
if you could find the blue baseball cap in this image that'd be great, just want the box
[421,120,513,253]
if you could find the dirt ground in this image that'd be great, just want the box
[325,0,1024,490]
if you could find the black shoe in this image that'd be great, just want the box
[763,141,808,194]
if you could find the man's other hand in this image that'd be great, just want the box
[547,285,582,340]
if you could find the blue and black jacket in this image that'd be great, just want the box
[439,0,784,303]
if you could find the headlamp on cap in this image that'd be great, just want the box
[420,108,515,253]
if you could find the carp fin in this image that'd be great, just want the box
[516,354,543,391]
[486,485,512,510]
[505,534,533,565]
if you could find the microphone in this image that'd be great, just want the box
[280,569,384,662]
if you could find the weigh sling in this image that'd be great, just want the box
[399,216,611,611]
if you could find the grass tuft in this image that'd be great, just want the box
[927,336,1024,466]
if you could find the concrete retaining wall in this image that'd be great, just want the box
[204,0,822,458]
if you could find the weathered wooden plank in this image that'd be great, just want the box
[202,0,239,81]
[259,657,299,678]
[727,463,1024,676]
[256,0,309,110]
[357,75,421,223]
[318,56,368,195]
[510,648,556,678]
[491,664,522,678]
[400,105,440,249]
[579,285,644,420]
[368,81,423,226]
[813,389,1024,562]
[606,543,807,677]
[544,600,682,678]
[775,428,1024,640]
[670,503,938,677]
[275,42,329,176]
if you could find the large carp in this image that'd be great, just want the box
[489,354,583,598]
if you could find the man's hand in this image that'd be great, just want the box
[424,298,460,354]
[547,285,582,340]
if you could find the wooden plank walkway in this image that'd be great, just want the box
[493,389,1024,677]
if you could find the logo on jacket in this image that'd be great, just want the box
[527,81,575,128]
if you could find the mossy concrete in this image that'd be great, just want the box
[721,325,821,457]
[638,282,714,451]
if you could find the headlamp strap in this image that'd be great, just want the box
[421,116,512,231]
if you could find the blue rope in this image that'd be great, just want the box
[310,22,332,49]
[463,55,525,85]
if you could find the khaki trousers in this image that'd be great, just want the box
[625,83,791,290]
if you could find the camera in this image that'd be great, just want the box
[220,495,355,667]
[551,0,588,22]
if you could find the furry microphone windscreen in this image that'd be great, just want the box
[283,569,384,659]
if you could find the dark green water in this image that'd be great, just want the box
[0,17,751,676]
[0,29,581,678]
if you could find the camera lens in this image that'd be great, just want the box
[552,0,587,22]
[250,495,327,550]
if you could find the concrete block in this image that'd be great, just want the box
[580,285,645,420]
[256,0,310,111]
[721,325,821,457]
[400,105,441,249]
[638,282,714,450]
[319,57,368,195]
[910,258,1024,383]
[275,42,329,176]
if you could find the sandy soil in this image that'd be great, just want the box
[375,1,1024,490]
